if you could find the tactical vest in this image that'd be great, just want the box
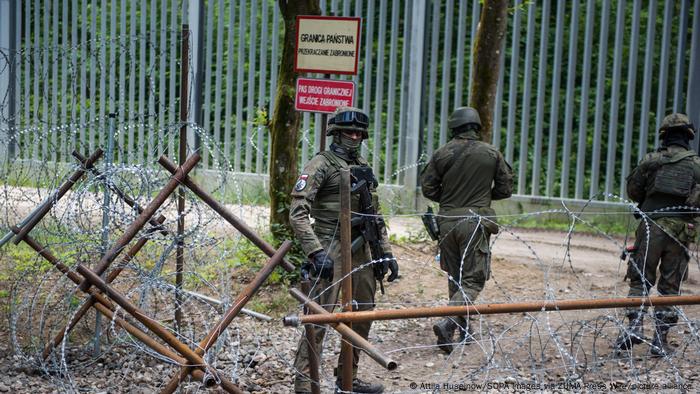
[642,150,698,215]
[311,151,368,234]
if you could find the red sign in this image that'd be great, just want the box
[295,78,356,114]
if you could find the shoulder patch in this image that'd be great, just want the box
[294,174,309,191]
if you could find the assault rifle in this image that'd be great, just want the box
[350,167,387,294]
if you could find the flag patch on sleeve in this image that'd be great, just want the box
[294,174,309,191]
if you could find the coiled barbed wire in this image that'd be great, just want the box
[2,38,700,394]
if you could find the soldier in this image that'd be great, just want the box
[289,106,398,393]
[616,113,700,356]
[420,107,513,354]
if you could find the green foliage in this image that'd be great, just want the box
[204,228,304,286]
[246,291,296,315]
[13,0,691,216]
[4,227,94,274]
[250,108,270,128]
[6,243,50,274]
[269,221,306,284]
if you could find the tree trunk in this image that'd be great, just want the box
[269,0,321,240]
[469,0,508,143]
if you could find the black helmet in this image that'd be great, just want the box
[326,106,369,139]
[659,113,695,139]
[448,107,482,130]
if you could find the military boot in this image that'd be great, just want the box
[614,312,644,351]
[650,313,676,357]
[335,378,384,393]
[433,317,457,354]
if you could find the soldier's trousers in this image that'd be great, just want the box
[293,235,376,392]
[438,216,491,307]
[626,217,695,320]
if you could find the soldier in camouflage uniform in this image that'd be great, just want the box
[420,107,513,354]
[616,113,700,356]
[289,107,397,393]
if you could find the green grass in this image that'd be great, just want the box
[501,211,635,238]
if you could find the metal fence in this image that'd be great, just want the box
[1,0,699,203]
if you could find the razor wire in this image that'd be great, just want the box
[283,201,700,393]
[3,126,699,393]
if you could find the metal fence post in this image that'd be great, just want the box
[0,0,16,162]
[94,112,116,356]
[0,0,7,162]
[405,0,427,208]
[688,0,700,152]
[189,0,204,149]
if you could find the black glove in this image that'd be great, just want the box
[302,250,334,281]
[375,253,399,282]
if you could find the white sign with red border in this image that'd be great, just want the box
[295,16,361,75]
[295,78,356,114]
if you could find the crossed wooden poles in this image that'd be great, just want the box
[11,149,296,393]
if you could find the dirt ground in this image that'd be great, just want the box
[1,226,700,393]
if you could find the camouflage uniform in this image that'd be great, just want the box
[421,129,513,306]
[617,113,700,355]
[420,112,513,353]
[289,147,391,392]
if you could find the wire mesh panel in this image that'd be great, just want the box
[0,0,699,201]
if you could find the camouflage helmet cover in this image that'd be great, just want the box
[326,106,369,139]
[448,106,482,130]
[659,112,695,139]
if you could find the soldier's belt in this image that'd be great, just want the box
[439,206,499,234]
[439,206,495,217]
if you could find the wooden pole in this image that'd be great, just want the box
[175,24,190,331]
[339,168,353,391]
[301,281,321,394]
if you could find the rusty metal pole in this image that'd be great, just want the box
[158,156,296,272]
[0,150,103,248]
[160,241,292,394]
[61,292,215,386]
[287,294,700,325]
[300,280,321,394]
[12,226,214,384]
[75,264,243,394]
[13,226,167,360]
[12,149,104,244]
[339,168,353,392]
[77,153,200,293]
[56,294,215,386]
[175,24,191,333]
[289,288,398,371]
[72,151,168,235]
[39,216,166,359]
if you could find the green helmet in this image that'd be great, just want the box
[326,106,369,139]
[448,106,482,130]
[659,113,695,139]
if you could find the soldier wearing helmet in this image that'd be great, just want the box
[616,113,700,356]
[420,106,513,354]
[289,106,396,393]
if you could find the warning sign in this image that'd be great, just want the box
[295,16,361,75]
[295,78,356,114]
